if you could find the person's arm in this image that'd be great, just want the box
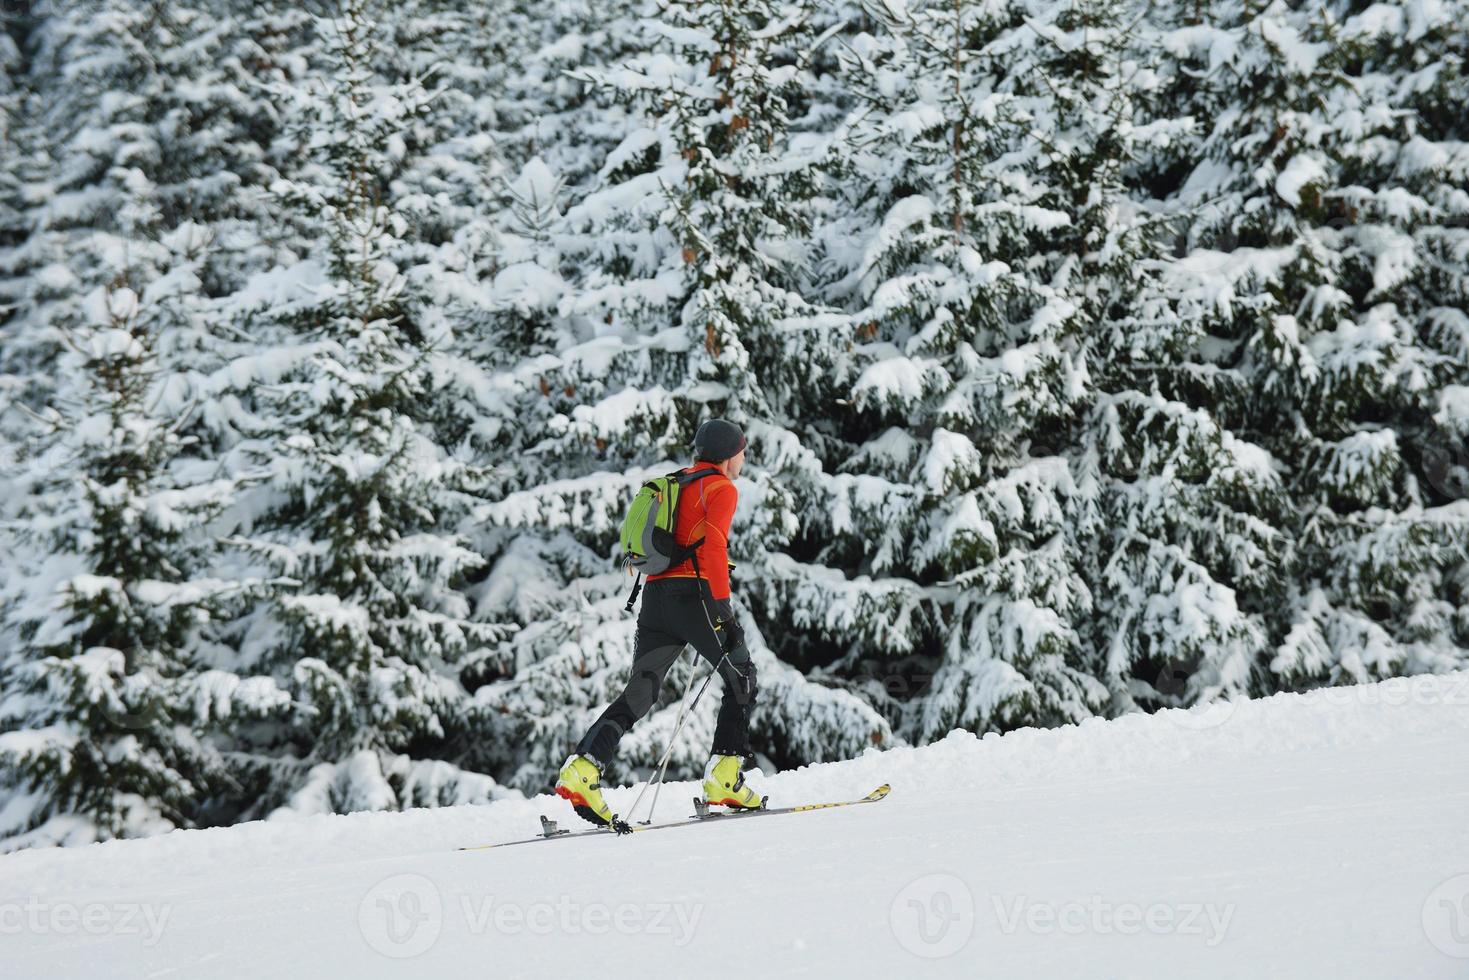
[702,478,737,599]
[704,478,737,544]
[702,478,744,648]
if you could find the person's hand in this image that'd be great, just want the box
[715,598,745,654]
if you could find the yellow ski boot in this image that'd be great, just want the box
[703,754,767,809]
[555,755,616,826]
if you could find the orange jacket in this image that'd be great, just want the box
[647,465,737,599]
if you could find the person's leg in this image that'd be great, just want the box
[574,590,686,768]
[710,649,757,758]
[667,588,757,759]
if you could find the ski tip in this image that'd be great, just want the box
[867,784,891,801]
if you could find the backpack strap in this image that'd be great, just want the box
[677,466,722,486]
[665,466,723,571]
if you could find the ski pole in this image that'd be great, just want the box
[640,649,699,825]
[623,648,696,826]
[626,649,730,825]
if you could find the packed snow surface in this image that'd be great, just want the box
[4,674,1468,978]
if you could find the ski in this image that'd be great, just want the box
[689,782,890,823]
[458,783,890,852]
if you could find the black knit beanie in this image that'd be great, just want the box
[693,418,747,463]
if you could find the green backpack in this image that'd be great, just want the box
[619,466,721,611]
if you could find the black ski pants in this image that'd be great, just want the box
[576,578,757,767]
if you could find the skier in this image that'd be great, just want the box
[555,418,763,826]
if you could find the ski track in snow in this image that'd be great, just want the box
[3,674,1469,978]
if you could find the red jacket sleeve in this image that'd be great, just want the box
[700,478,737,599]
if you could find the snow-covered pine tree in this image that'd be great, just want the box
[1319,0,1469,670]
[380,0,666,457]
[462,0,894,790]
[0,3,23,268]
[0,275,239,850]
[0,0,170,443]
[0,0,38,541]
[0,0,303,847]
[1005,0,1284,717]
[1154,0,1469,690]
[812,0,1109,740]
[0,0,290,491]
[213,0,512,817]
[492,0,655,189]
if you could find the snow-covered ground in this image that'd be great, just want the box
[4,674,1469,978]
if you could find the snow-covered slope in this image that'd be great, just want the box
[4,675,1469,978]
